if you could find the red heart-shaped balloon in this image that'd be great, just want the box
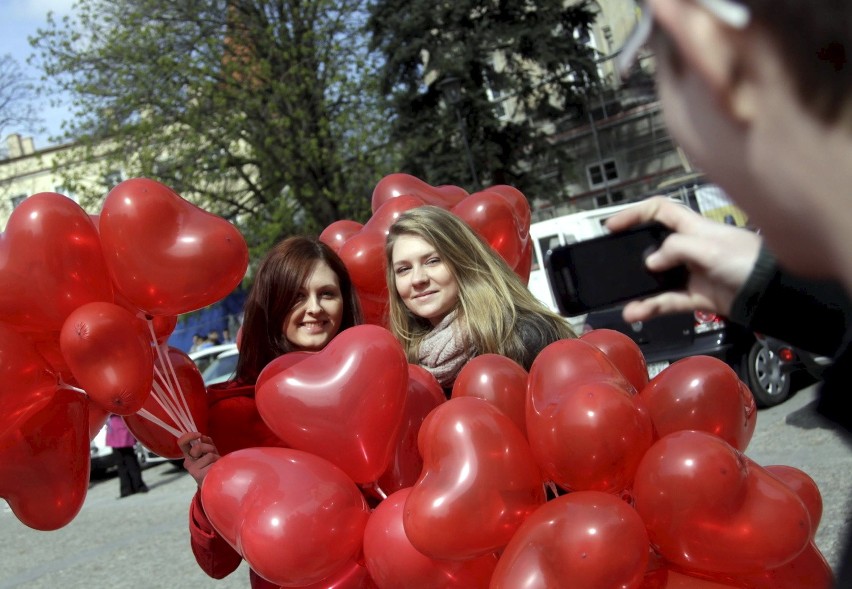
[660,541,834,589]
[256,324,408,483]
[633,430,811,576]
[371,173,467,213]
[451,191,524,271]
[637,355,757,451]
[483,185,531,238]
[320,219,364,254]
[0,388,90,531]
[200,447,370,587]
[763,464,823,539]
[364,487,497,588]
[528,337,636,401]
[737,540,834,589]
[404,396,545,560]
[529,379,654,493]
[581,328,650,393]
[377,364,446,495]
[451,353,529,438]
[527,338,647,492]
[0,324,89,530]
[99,178,249,316]
[0,193,113,332]
[492,491,650,589]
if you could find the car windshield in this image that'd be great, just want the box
[202,352,239,385]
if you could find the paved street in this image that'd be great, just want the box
[1,383,850,588]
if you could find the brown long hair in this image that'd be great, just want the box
[236,236,362,383]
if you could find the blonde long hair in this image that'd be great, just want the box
[385,205,575,369]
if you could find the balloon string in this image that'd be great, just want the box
[148,320,197,432]
[150,377,193,433]
[137,408,182,438]
[147,320,182,407]
[365,482,387,501]
[151,356,195,432]
[145,319,197,433]
[57,378,87,396]
[544,480,560,498]
[145,329,190,433]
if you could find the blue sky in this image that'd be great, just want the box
[0,0,76,149]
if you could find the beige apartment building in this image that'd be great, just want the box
[0,133,125,227]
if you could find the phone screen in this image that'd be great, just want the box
[544,222,688,316]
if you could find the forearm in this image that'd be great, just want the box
[188,491,243,579]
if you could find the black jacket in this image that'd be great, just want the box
[729,246,851,588]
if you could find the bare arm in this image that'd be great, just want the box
[605,197,761,322]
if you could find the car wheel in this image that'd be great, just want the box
[740,340,791,408]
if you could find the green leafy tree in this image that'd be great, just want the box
[31,0,395,257]
[368,0,599,200]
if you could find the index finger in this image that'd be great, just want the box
[605,197,695,233]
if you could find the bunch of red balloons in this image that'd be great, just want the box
[320,173,533,325]
[0,178,248,531]
[203,324,831,589]
[195,174,833,589]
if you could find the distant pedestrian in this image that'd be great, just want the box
[221,328,234,344]
[206,330,222,347]
[106,414,149,499]
[190,333,207,353]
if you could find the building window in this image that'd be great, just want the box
[586,159,619,188]
[10,194,26,209]
[104,170,123,188]
[594,190,626,208]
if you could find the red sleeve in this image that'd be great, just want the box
[188,490,243,579]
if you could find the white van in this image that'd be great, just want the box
[527,201,650,322]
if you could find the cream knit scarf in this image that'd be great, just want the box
[418,309,474,388]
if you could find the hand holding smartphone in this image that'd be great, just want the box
[544,221,689,316]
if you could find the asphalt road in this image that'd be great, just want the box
[1,383,850,588]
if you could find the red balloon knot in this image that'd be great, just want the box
[74,322,90,339]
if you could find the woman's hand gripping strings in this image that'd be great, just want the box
[177,432,221,488]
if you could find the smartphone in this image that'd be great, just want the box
[544,221,688,316]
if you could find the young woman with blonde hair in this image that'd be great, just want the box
[386,205,575,391]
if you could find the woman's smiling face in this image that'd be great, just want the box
[391,234,460,326]
[283,260,344,350]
